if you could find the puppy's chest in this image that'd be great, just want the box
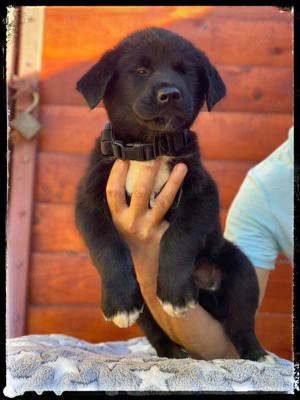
[126,157,171,208]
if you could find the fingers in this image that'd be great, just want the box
[106,159,129,215]
[150,163,187,224]
[106,159,188,230]
[129,160,161,216]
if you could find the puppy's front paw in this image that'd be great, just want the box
[258,354,277,365]
[157,299,197,317]
[104,305,144,328]
[157,275,198,317]
[102,283,144,328]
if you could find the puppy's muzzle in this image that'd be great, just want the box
[157,86,182,104]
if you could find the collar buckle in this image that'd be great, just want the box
[100,122,189,161]
[111,140,124,159]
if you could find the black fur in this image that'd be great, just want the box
[75,27,267,360]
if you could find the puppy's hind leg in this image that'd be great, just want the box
[137,304,189,359]
[216,240,267,361]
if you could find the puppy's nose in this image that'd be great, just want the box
[157,87,181,104]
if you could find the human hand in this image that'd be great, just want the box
[106,159,239,359]
[106,159,187,290]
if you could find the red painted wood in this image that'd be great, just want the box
[26,305,292,359]
[37,105,292,160]
[40,63,293,114]
[42,6,292,66]
[27,305,143,343]
[26,6,293,351]
[29,252,292,314]
[7,6,44,337]
[34,151,254,208]
[7,139,38,337]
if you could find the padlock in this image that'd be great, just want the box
[11,91,41,140]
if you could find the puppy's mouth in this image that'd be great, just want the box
[153,115,184,132]
[134,111,189,133]
[132,95,194,133]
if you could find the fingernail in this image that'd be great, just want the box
[175,163,187,175]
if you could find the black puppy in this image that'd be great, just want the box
[75,27,267,360]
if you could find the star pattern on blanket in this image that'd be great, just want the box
[5,335,294,395]
[132,365,174,390]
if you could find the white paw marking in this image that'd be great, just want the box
[158,299,197,317]
[206,282,219,291]
[258,354,277,364]
[105,305,144,328]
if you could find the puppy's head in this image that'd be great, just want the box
[77,27,226,141]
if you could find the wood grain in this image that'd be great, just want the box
[34,151,254,208]
[29,252,292,314]
[26,5,294,356]
[259,262,293,313]
[26,305,292,359]
[40,62,292,114]
[29,253,101,305]
[197,112,292,161]
[32,203,86,253]
[31,203,229,253]
[7,7,44,338]
[256,313,293,360]
[34,152,87,205]
[26,305,143,343]
[38,105,108,155]
[38,105,292,160]
[201,6,292,21]
[42,6,292,66]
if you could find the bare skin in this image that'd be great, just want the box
[106,159,270,360]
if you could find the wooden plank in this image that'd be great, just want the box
[31,202,227,252]
[44,5,292,22]
[256,313,292,360]
[34,152,88,204]
[157,18,292,67]
[196,112,292,161]
[40,62,292,113]
[38,105,292,160]
[29,253,101,305]
[204,160,254,208]
[38,105,107,154]
[34,151,254,208]
[259,263,293,313]
[26,305,292,359]
[29,252,292,314]
[26,305,143,342]
[42,7,292,66]
[32,203,86,253]
[207,6,293,21]
[31,202,231,252]
[42,6,213,61]
[7,6,45,338]
[217,65,292,114]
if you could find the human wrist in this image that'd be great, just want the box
[132,254,158,293]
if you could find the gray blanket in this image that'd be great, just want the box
[4,334,295,396]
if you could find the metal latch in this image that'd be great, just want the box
[11,88,41,140]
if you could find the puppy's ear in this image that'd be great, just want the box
[205,63,226,112]
[76,50,116,109]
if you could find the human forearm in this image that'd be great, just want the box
[106,160,239,360]
[133,253,239,360]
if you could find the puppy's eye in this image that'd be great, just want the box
[135,67,149,76]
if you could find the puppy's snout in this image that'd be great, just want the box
[157,87,181,104]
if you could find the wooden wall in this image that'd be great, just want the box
[26,6,293,359]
